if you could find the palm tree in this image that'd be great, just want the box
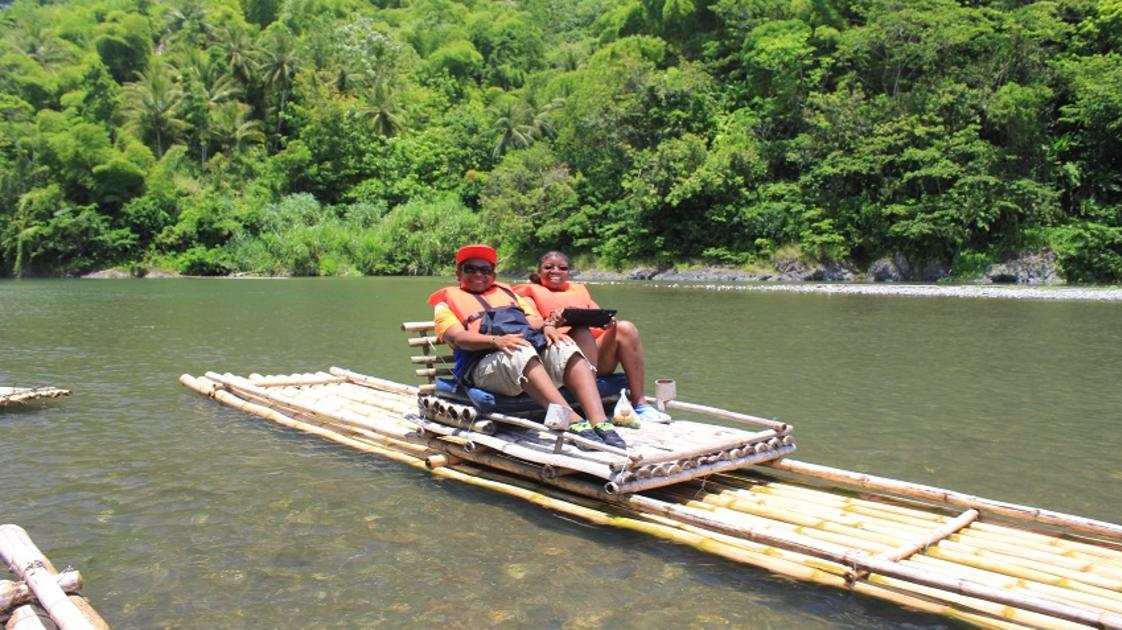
[358,80,405,137]
[121,62,187,157]
[215,26,258,88]
[208,101,264,158]
[162,0,212,47]
[176,49,242,164]
[259,29,298,139]
[489,100,535,158]
[526,93,565,141]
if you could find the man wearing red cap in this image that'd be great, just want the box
[427,244,626,449]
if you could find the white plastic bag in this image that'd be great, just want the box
[612,389,639,428]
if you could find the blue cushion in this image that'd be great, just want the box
[434,372,630,415]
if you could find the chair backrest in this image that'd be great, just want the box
[400,321,452,395]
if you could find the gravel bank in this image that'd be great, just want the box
[585,280,1122,302]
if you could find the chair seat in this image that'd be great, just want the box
[434,372,629,415]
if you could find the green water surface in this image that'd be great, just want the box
[2,278,1119,628]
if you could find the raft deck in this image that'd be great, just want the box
[181,367,1122,630]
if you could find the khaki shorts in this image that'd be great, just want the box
[471,340,586,396]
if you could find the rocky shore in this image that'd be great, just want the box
[572,251,1122,302]
[581,278,1122,302]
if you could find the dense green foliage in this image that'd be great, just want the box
[1,0,1120,281]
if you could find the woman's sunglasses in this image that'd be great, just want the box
[461,264,495,275]
[542,263,570,271]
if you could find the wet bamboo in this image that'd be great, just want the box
[656,398,790,432]
[686,491,1122,619]
[767,459,1122,542]
[693,489,927,544]
[182,374,430,470]
[621,495,1122,629]
[950,531,1122,577]
[729,484,954,531]
[204,372,420,444]
[909,553,1122,616]
[864,574,1091,630]
[947,534,1122,584]
[966,523,1122,565]
[926,544,1122,596]
[722,476,954,522]
[0,526,91,630]
[1,572,82,613]
[935,539,1122,594]
[687,499,909,552]
[907,553,1122,623]
[287,409,433,458]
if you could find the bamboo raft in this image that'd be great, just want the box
[180,364,1122,630]
[0,524,109,630]
[0,388,70,407]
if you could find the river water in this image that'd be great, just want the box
[2,278,1119,628]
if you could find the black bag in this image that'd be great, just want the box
[478,306,548,353]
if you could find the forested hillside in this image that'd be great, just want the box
[1,0,1120,280]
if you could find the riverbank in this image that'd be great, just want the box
[584,279,1122,302]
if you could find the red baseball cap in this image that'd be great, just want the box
[455,244,497,266]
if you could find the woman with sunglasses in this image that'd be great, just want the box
[428,244,627,449]
[515,251,671,425]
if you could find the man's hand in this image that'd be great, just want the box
[493,333,530,355]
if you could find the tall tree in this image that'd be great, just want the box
[122,62,187,157]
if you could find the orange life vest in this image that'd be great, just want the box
[428,283,524,334]
[513,282,597,317]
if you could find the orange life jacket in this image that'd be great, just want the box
[428,283,524,334]
[513,282,597,317]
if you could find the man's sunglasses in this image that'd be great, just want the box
[542,263,570,271]
[461,264,495,275]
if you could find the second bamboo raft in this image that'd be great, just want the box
[180,367,1122,630]
[0,387,70,407]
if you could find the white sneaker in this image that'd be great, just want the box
[634,403,671,424]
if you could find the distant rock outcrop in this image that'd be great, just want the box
[983,250,1061,285]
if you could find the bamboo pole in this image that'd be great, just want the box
[0,572,82,613]
[767,459,1122,542]
[329,367,420,397]
[410,354,455,365]
[0,526,92,630]
[401,321,436,333]
[248,374,345,387]
[656,398,790,432]
[5,605,54,630]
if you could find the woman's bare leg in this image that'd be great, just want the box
[596,320,647,405]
